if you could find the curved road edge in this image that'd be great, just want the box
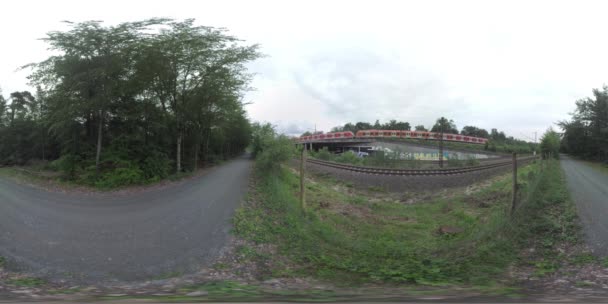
[0,154,253,283]
[560,154,608,256]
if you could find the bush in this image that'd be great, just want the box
[95,166,145,189]
[256,135,295,173]
[315,147,333,161]
[335,151,362,165]
[465,156,479,166]
[51,154,81,179]
[141,151,170,181]
[447,154,464,167]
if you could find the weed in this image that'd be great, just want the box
[234,158,575,288]
[571,253,597,265]
[7,277,45,287]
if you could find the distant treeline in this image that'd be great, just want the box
[559,86,608,161]
[305,117,536,154]
[0,19,259,188]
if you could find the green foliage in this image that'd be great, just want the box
[540,128,561,159]
[447,154,464,167]
[235,158,577,286]
[251,123,295,173]
[461,126,489,138]
[315,147,333,161]
[250,122,276,158]
[95,167,145,189]
[465,156,480,166]
[51,154,81,179]
[7,277,45,287]
[1,18,259,188]
[431,117,458,134]
[559,86,608,160]
[141,151,170,181]
[334,151,362,165]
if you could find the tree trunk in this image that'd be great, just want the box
[193,143,199,171]
[176,133,182,173]
[204,127,211,164]
[95,111,104,175]
[193,126,200,171]
[41,128,46,161]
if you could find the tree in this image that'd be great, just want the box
[559,86,608,160]
[431,117,458,134]
[381,119,411,130]
[143,19,260,172]
[12,18,258,186]
[354,122,373,132]
[8,91,35,124]
[461,126,489,138]
[540,128,561,159]
[414,125,427,131]
[0,89,7,126]
[373,119,381,129]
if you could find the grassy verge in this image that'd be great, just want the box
[582,159,608,175]
[234,159,577,290]
[0,163,205,191]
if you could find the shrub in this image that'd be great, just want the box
[95,166,145,189]
[466,156,480,166]
[256,135,295,173]
[447,154,464,167]
[335,151,362,165]
[141,151,170,181]
[316,147,333,161]
[52,154,81,179]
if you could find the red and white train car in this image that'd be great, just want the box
[354,129,488,144]
[298,131,355,142]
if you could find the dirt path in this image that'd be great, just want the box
[0,155,252,283]
[561,155,608,255]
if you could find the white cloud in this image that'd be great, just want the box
[1,0,607,140]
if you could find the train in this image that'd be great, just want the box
[297,130,488,144]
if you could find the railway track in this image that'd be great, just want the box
[306,156,536,176]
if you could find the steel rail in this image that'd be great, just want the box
[306,156,536,176]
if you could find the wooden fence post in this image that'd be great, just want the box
[510,152,517,216]
[300,146,306,212]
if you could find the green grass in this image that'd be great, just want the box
[583,160,608,175]
[234,158,576,289]
[6,277,46,287]
[0,164,198,191]
[0,256,5,267]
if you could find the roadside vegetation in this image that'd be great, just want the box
[559,86,608,162]
[0,19,259,189]
[309,147,479,168]
[235,127,578,291]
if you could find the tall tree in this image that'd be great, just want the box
[559,86,608,160]
[414,125,427,131]
[461,126,489,138]
[431,117,458,134]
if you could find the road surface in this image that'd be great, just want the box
[561,155,608,255]
[0,155,252,282]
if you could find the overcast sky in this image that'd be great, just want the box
[1,0,607,140]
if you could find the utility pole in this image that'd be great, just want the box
[300,146,307,212]
[534,131,537,157]
[439,118,444,168]
[510,152,518,216]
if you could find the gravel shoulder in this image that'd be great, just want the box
[0,154,253,283]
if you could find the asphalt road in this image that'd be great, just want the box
[0,155,252,282]
[561,155,608,255]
